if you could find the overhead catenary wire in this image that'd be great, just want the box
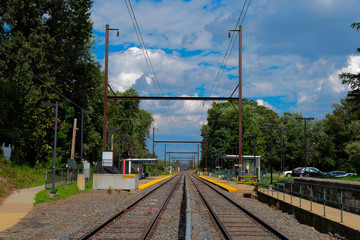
[0,49,99,117]
[124,0,175,137]
[207,0,252,97]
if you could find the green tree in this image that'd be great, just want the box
[107,88,154,161]
[340,22,360,103]
[0,0,103,166]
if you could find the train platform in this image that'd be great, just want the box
[138,175,173,190]
[257,187,360,238]
[197,175,255,196]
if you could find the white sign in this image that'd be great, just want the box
[102,151,113,167]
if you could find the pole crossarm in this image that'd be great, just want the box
[166,151,199,154]
[154,140,204,143]
[108,96,238,101]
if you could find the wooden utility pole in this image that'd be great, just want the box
[70,118,77,159]
[111,134,114,151]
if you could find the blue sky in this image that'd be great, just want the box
[90,0,360,161]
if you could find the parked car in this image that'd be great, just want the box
[292,167,326,177]
[326,171,347,177]
[282,168,300,177]
[345,173,357,177]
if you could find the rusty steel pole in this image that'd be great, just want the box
[205,127,208,173]
[102,24,109,150]
[238,25,243,172]
[102,24,119,151]
[198,144,200,172]
[164,144,167,170]
[152,127,155,157]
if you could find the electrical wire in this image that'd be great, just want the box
[124,0,175,137]
[0,49,97,115]
[207,0,252,97]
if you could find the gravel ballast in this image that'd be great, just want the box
[0,176,348,240]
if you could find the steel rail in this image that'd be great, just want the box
[190,174,291,240]
[188,174,232,239]
[140,173,183,239]
[76,174,179,240]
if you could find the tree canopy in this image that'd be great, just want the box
[0,0,153,168]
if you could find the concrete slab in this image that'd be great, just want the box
[93,174,139,190]
[0,185,45,232]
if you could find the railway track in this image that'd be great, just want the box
[75,173,183,240]
[188,174,291,240]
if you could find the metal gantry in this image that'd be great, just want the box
[102,24,244,174]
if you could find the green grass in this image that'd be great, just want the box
[34,181,92,205]
[0,157,47,198]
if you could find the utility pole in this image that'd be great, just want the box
[263,125,274,184]
[296,117,314,169]
[197,144,200,173]
[70,118,77,160]
[102,24,119,151]
[229,25,243,173]
[275,128,288,172]
[164,144,167,171]
[153,127,155,157]
[205,127,208,173]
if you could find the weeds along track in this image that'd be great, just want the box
[75,173,183,240]
[188,174,291,240]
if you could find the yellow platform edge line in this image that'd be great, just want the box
[138,175,173,190]
[198,175,237,192]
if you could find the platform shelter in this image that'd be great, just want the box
[225,155,261,180]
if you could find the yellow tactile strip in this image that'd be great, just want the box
[197,175,238,192]
[138,175,173,190]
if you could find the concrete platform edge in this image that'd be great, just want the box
[257,191,360,240]
[138,175,172,190]
[197,175,237,192]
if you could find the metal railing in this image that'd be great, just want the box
[259,179,360,223]
[45,168,83,189]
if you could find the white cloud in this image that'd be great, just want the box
[326,55,360,93]
[256,99,273,110]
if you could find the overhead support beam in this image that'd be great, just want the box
[154,140,204,144]
[108,96,238,101]
[166,151,199,154]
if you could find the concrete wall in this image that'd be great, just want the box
[93,174,139,190]
[285,178,360,214]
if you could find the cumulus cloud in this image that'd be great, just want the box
[91,0,360,156]
[326,55,360,93]
[256,99,273,110]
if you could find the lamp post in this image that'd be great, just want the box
[296,117,314,169]
[42,102,58,195]
[80,110,93,169]
[262,125,274,184]
[274,127,288,172]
